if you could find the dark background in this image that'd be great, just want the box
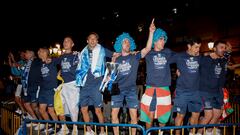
[0,0,239,60]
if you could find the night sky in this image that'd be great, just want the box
[1,0,238,57]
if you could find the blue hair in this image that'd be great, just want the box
[114,32,136,53]
[152,28,168,48]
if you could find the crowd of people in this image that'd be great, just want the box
[3,19,235,135]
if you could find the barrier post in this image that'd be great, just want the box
[233,125,236,135]
[23,119,27,135]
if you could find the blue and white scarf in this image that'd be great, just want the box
[76,44,106,87]
[21,59,32,94]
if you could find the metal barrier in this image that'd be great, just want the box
[1,102,239,135]
[0,107,22,135]
[23,119,146,135]
[146,123,240,135]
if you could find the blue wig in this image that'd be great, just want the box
[152,28,168,48]
[114,32,136,53]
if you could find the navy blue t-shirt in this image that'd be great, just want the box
[145,48,174,87]
[40,61,58,89]
[28,58,41,87]
[219,59,228,88]
[58,53,79,83]
[85,47,113,86]
[171,52,201,92]
[200,56,228,93]
[115,53,141,90]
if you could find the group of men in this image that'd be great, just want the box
[9,18,229,135]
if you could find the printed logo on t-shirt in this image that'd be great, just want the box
[185,57,199,73]
[119,59,131,76]
[214,63,222,78]
[177,107,181,112]
[153,53,167,69]
[224,63,228,71]
[41,64,50,77]
[61,58,71,72]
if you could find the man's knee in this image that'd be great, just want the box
[39,108,46,114]
[47,107,55,114]
[95,108,102,115]
[81,107,88,113]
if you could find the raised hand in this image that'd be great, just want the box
[149,18,156,33]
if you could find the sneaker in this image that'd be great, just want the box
[41,127,54,134]
[206,130,213,135]
[26,114,34,120]
[15,108,22,114]
[34,124,45,130]
[86,129,95,135]
[56,127,70,135]
[26,123,37,127]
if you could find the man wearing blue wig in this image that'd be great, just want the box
[140,25,174,135]
[111,19,155,135]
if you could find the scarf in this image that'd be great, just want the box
[76,44,105,87]
[21,59,33,95]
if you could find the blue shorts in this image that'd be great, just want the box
[111,87,139,109]
[22,86,39,103]
[80,82,103,108]
[201,91,223,110]
[38,88,55,107]
[173,90,203,114]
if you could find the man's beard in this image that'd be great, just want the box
[216,50,224,57]
[123,49,130,53]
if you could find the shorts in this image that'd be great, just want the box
[173,89,203,114]
[38,88,55,107]
[201,91,223,110]
[140,86,171,124]
[61,81,80,116]
[15,84,22,97]
[111,87,139,109]
[22,86,40,103]
[80,81,103,108]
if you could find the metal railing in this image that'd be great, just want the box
[23,119,146,135]
[23,119,240,135]
[1,102,239,135]
[0,107,22,135]
[146,123,240,135]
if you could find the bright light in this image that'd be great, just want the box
[208,42,214,50]
[138,24,144,32]
[52,48,58,54]
[56,44,60,49]
[49,48,53,54]
[173,8,177,14]
[49,44,63,57]
[57,50,62,55]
